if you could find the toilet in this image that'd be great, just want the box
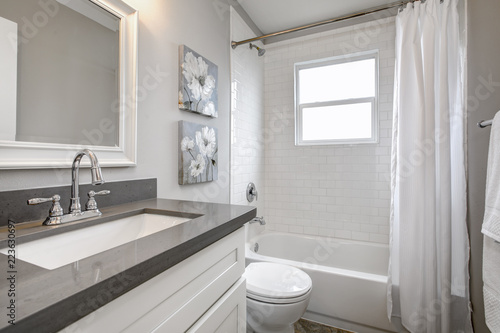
[244,262,312,333]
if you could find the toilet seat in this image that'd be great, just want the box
[244,262,312,304]
[246,288,312,304]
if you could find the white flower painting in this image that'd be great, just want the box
[179,45,218,117]
[178,121,218,184]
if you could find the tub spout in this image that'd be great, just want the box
[250,216,266,225]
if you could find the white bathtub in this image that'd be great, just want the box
[245,231,397,333]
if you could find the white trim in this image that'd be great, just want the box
[0,0,138,169]
[294,50,379,146]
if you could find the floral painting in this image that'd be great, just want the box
[178,121,218,184]
[178,45,218,117]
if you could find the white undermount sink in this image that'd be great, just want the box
[0,213,192,270]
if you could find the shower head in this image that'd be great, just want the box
[249,43,266,56]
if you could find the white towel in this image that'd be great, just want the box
[483,112,500,332]
[483,111,500,242]
[484,236,500,332]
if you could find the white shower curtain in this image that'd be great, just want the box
[388,0,472,332]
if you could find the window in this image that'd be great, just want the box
[294,50,379,145]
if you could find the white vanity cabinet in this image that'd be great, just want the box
[61,227,246,333]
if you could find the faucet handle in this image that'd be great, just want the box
[90,190,111,197]
[27,194,64,218]
[85,190,110,212]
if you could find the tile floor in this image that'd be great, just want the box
[294,319,355,333]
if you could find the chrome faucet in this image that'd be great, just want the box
[28,149,110,225]
[69,149,104,214]
[250,216,266,225]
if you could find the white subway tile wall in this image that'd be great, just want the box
[230,8,265,216]
[263,17,396,244]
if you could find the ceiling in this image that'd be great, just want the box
[239,0,396,35]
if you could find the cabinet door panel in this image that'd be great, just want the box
[186,278,246,333]
[128,250,240,332]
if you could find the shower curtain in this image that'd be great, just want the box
[387,0,472,332]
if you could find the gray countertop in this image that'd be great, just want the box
[0,198,256,332]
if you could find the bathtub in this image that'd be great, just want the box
[245,231,397,333]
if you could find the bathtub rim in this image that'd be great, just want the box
[246,230,388,283]
[248,230,389,249]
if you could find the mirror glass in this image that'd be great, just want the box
[0,0,120,147]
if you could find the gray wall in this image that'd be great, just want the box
[467,0,500,331]
[0,0,233,205]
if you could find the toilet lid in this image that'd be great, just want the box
[244,262,312,299]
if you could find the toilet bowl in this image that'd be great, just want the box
[244,262,312,333]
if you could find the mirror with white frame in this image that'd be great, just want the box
[0,0,137,169]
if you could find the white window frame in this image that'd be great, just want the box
[294,50,379,146]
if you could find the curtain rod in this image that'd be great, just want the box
[231,0,418,49]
